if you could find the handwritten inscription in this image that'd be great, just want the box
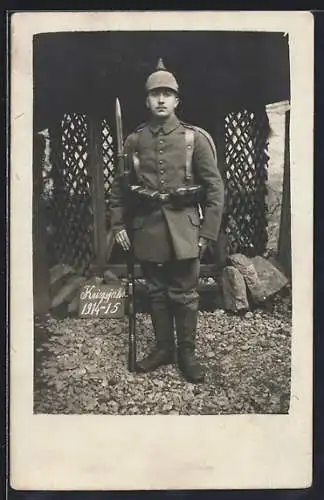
[79,283,126,318]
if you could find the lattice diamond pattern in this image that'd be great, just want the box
[50,113,95,273]
[224,109,269,256]
[101,118,116,216]
[61,113,90,195]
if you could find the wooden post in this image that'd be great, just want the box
[214,111,226,178]
[49,120,64,194]
[89,116,107,275]
[33,132,51,315]
[278,110,291,279]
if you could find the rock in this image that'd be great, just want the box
[215,394,230,407]
[51,276,87,309]
[241,345,250,351]
[108,401,120,412]
[63,360,78,370]
[108,377,118,386]
[84,399,98,411]
[228,253,266,303]
[162,403,173,412]
[222,266,249,312]
[49,264,75,298]
[153,379,164,388]
[172,394,182,406]
[245,311,253,319]
[252,256,289,298]
[206,351,215,359]
[85,364,98,373]
[67,295,79,314]
[103,270,119,283]
[55,381,65,391]
[182,392,192,402]
[72,367,87,377]
[193,386,203,396]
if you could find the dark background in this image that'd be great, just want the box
[33,30,290,134]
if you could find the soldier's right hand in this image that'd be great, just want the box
[115,229,131,252]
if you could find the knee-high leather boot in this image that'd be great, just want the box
[174,306,205,383]
[136,305,176,373]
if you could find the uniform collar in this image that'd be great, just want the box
[148,115,180,135]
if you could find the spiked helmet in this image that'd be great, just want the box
[145,58,179,93]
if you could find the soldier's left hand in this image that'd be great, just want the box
[198,237,208,258]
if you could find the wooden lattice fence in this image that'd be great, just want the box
[102,118,116,214]
[42,113,116,274]
[224,109,269,256]
[39,108,269,274]
[46,114,94,274]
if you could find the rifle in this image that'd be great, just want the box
[115,97,137,372]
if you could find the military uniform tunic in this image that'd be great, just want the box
[110,115,225,263]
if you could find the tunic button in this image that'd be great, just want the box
[159,150,163,154]
[161,179,165,184]
[159,160,163,164]
[160,169,164,174]
[159,139,164,144]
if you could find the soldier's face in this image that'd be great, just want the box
[146,88,179,119]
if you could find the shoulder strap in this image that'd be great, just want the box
[134,123,145,133]
[181,121,217,159]
[193,126,217,160]
[184,128,195,181]
[181,122,217,182]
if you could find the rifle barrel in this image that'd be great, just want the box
[115,96,137,372]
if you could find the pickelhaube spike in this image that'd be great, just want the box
[145,58,179,93]
[156,58,166,71]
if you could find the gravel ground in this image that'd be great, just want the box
[34,292,291,415]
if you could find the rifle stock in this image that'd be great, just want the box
[115,98,137,372]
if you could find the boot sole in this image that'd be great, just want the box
[181,373,205,384]
[178,364,205,383]
[135,359,175,373]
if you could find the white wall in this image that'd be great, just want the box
[265,101,289,253]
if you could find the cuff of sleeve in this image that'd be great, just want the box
[199,230,219,242]
[112,225,126,237]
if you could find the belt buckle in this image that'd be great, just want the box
[159,192,169,203]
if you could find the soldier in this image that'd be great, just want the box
[110,59,224,383]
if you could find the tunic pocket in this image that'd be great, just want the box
[188,213,200,227]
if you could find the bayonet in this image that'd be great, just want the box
[115,97,123,156]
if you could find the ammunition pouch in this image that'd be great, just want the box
[128,185,162,211]
[168,185,204,210]
[128,184,204,212]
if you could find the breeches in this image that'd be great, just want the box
[141,258,200,311]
